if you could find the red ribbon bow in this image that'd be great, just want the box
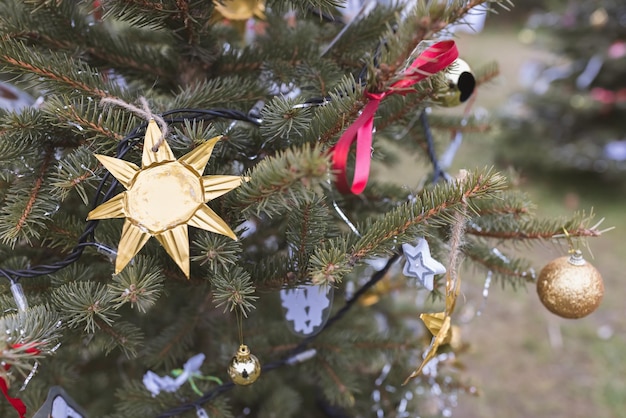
[1,343,41,418]
[331,40,459,194]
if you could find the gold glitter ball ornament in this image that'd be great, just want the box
[228,344,261,385]
[536,251,604,319]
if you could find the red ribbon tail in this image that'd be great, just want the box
[0,377,27,418]
[331,40,459,194]
[331,99,380,194]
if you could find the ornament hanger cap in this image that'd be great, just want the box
[237,344,250,357]
[568,249,586,266]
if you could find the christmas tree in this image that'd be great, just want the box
[497,0,626,179]
[0,1,606,417]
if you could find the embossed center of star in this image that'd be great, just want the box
[127,162,203,233]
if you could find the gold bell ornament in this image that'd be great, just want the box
[536,250,604,319]
[435,58,476,107]
[228,344,261,385]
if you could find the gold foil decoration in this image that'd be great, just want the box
[87,119,246,278]
[404,268,462,384]
[212,0,266,21]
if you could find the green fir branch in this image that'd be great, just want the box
[464,238,535,287]
[0,39,122,99]
[140,290,212,368]
[190,233,242,275]
[49,146,100,205]
[467,211,604,241]
[96,319,144,357]
[171,76,266,110]
[211,266,258,316]
[51,281,118,333]
[232,144,331,217]
[266,0,344,16]
[285,195,333,273]
[40,218,90,257]
[109,256,166,313]
[0,148,60,246]
[308,168,507,285]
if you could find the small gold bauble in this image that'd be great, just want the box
[228,344,261,385]
[435,58,476,107]
[536,251,604,319]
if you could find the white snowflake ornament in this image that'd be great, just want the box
[402,238,446,291]
[280,284,333,337]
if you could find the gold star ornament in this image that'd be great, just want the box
[87,120,246,278]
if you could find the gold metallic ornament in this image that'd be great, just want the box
[87,119,246,278]
[359,275,395,307]
[435,58,476,107]
[228,344,261,385]
[212,0,265,21]
[536,251,604,319]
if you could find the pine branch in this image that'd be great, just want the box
[464,239,535,287]
[171,76,266,110]
[232,144,331,217]
[311,77,365,145]
[39,216,87,253]
[51,281,118,333]
[285,196,333,273]
[211,266,258,316]
[140,290,213,368]
[190,233,242,274]
[466,211,604,241]
[318,356,355,407]
[49,146,100,205]
[0,305,62,378]
[308,168,507,285]
[351,169,506,261]
[108,256,166,313]
[96,318,144,357]
[266,0,343,16]
[0,39,122,99]
[0,148,57,246]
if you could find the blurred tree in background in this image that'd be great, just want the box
[497,0,626,180]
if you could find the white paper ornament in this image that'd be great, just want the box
[32,386,86,418]
[280,284,333,337]
[0,81,35,112]
[402,238,446,291]
[143,353,205,397]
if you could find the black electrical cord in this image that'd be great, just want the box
[421,109,447,183]
[0,109,261,284]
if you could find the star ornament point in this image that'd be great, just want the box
[88,120,245,278]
